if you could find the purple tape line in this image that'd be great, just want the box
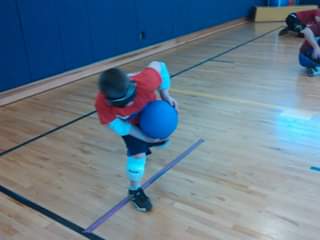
[84,138,204,234]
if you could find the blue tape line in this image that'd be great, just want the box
[310,166,320,172]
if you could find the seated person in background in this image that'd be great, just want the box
[279,9,320,37]
[299,23,320,76]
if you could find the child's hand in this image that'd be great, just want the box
[159,89,179,111]
[162,95,179,111]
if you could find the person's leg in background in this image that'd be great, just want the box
[299,51,320,76]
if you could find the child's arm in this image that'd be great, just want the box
[108,118,162,142]
[148,61,178,110]
[301,27,320,59]
[159,89,178,110]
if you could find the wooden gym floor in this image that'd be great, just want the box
[1,22,320,240]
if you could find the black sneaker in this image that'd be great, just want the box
[128,188,152,212]
[307,67,320,77]
[279,27,289,36]
[297,32,305,38]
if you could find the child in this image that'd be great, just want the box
[95,61,178,212]
[299,23,320,76]
[279,9,320,36]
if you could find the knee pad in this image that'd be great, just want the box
[127,156,146,182]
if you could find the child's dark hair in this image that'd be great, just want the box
[98,68,137,107]
[98,68,129,99]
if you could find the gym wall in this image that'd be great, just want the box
[0,0,257,92]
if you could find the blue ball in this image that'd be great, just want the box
[140,100,178,139]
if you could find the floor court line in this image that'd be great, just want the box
[170,26,282,78]
[0,185,106,240]
[209,59,235,63]
[0,110,97,157]
[310,166,320,172]
[84,139,205,234]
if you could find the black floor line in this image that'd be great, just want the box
[209,59,235,63]
[170,27,281,78]
[0,185,106,240]
[0,110,96,157]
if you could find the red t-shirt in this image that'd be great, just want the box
[95,68,162,125]
[297,9,320,25]
[300,23,320,53]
